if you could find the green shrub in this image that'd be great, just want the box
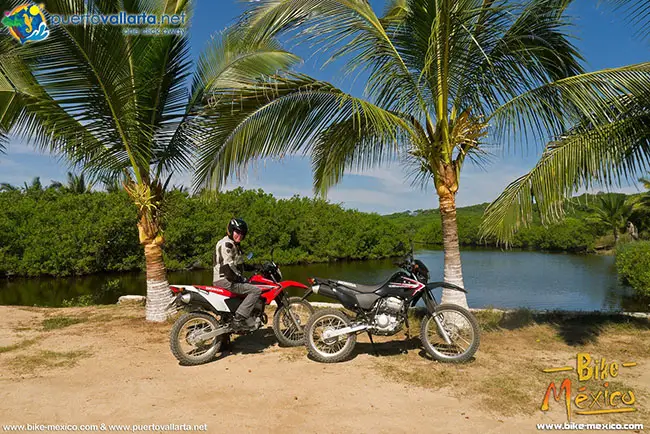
[61,294,95,307]
[0,188,405,277]
[616,241,650,296]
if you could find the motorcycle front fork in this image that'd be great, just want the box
[421,290,453,345]
[276,293,303,330]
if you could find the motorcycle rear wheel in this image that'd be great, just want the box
[170,312,226,366]
[305,308,357,363]
[273,297,314,347]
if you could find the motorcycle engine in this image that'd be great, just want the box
[372,297,405,335]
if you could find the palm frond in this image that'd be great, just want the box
[0,0,200,185]
[0,37,107,165]
[0,1,148,178]
[188,28,300,113]
[153,27,300,183]
[460,0,584,116]
[609,0,650,42]
[192,73,412,193]
[481,94,650,243]
[639,177,650,190]
[240,0,431,116]
[489,62,650,147]
[311,108,417,195]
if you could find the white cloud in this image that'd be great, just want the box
[346,165,416,194]
[455,164,530,206]
[328,188,402,207]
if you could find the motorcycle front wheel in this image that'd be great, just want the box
[272,297,315,347]
[420,304,480,363]
[170,312,226,366]
[305,308,357,363]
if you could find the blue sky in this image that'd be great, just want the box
[1,1,648,214]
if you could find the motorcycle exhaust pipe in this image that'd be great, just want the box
[322,324,368,339]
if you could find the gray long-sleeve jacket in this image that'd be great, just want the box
[213,235,245,283]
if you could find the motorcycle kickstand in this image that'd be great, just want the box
[367,331,379,357]
[221,334,232,351]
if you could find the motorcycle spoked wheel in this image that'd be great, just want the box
[420,304,480,363]
[272,297,314,347]
[170,312,226,366]
[305,308,357,363]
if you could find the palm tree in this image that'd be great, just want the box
[0,0,299,321]
[103,176,123,194]
[0,178,42,192]
[23,176,42,193]
[47,180,65,191]
[588,195,633,244]
[66,172,94,194]
[47,173,94,193]
[193,0,650,308]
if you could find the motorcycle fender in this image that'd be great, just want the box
[279,280,309,290]
[186,291,228,314]
[319,285,357,310]
[425,281,468,293]
[410,289,438,314]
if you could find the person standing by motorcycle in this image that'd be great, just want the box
[213,218,261,331]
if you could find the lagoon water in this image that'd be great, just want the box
[1,249,647,312]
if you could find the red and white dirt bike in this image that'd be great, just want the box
[169,257,313,365]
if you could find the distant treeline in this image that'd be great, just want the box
[0,188,637,277]
[386,200,617,252]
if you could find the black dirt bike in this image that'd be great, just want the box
[302,243,480,363]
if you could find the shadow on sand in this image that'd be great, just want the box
[482,308,650,346]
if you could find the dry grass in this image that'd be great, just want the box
[373,312,650,418]
[278,346,306,362]
[42,316,88,331]
[474,309,503,331]
[0,338,39,354]
[9,349,92,374]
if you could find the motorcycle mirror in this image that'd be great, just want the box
[247,252,253,260]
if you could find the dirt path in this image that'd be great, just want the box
[0,305,648,433]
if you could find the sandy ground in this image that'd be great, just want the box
[0,305,648,434]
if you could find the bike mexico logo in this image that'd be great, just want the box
[2,3,49,44]
[541,352,639,421]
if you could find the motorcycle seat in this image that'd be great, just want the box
[198,285,243,298]
[336,278,389,294]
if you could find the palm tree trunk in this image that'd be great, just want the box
[438,191,469,308]
[613,228,619,245]
[138,214,174,322]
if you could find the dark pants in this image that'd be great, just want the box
[214,279,262,318]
